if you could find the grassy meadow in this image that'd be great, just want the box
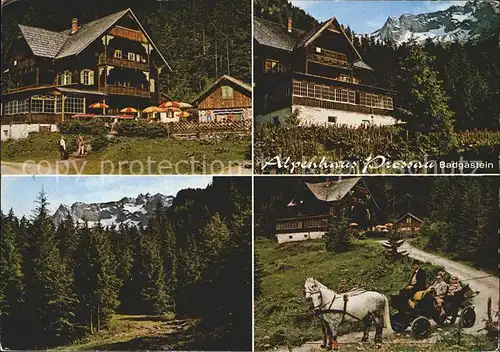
[1,133,251,174]
[254,238,444,350]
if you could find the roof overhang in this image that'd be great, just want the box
[192,75,252,105]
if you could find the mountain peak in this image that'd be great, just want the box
[371,0,499,45]
[51,193,175,228]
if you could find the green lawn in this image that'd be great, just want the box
[254,238,445,350]
[1,133,251,174]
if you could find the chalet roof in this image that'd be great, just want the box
[395,213,424,224]
[16,9,171,70]
[18,25,69,58]
[353,60,374,71]
[55,9,129,59]
[254,16,363,61]
[305,177,361,202]
[192,75,252,105]
[253,17,303,52]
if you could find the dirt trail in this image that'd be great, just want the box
[272,241,498,352]
[1,161,54,175]
[399,241,498,335]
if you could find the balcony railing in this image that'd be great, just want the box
[106,85,151,98]
[307,53,350,68]
[99,55,149,71]
[109,26,147,43]
[276,215,329,232]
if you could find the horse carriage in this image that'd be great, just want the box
[390,284,479,339]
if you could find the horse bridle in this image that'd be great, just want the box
[306,286,337,312]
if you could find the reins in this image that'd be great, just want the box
[312,287,363,323]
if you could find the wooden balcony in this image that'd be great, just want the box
[307,53,350,68]
[109,25,147,43]
[292,96,393,115]
[276,215,329,233]
[106,85,151,98]
[99,55,149,71]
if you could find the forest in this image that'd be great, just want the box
[254,177,498,272]
[0,177,252,350]
[0,0,251,101]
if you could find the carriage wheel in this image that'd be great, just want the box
[459,306,476,328]
[390,313,408,333]
[411,316,431,340]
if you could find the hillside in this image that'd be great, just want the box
[254,238,431,349]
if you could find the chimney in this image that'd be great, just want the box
[287,17,293,33]
[71,18,78,34]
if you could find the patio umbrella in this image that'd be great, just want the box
[176,111,191,118]
[160,101,180,109]
[143,106,162,120]
[178,102,193,108]
[142,106,162,113]
[89,102,109,114]
[120,107,138,114]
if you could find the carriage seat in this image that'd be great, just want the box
[413,289,432,301]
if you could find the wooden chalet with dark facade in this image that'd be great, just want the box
[275,177,376,244]
[193,75,252,122]
[1,8,171,124]
[394,212,424,236]
[254,16,397,126]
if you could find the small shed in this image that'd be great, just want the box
[193,75,252,122]
[394,213,424,235]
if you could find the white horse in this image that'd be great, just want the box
[304,278,393,350]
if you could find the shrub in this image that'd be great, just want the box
[115,121,167,138]
[91,135,109,152]
[58,119,106,135]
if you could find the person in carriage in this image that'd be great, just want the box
[448,275,463,296]
[399,259,427,308]
[429,271,448,317]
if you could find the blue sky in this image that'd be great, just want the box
[289,1,467,33]
[1,176,213,217]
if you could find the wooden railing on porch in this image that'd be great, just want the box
[106,85,151,98]
[1,113,61,124]
[99,55,149,71]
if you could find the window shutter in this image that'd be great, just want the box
[80,71,85,84]
[89,71,95,85]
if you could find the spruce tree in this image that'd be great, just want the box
[397,43,456,152]
[0,211,24,347]
[74,223,120,333]
[23,190,78,347]
[324,210,352,253]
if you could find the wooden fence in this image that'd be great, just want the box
[166,120,251,135]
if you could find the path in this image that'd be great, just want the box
[272,241,498,351]
[1,161,54,175]
[398,241,498,335]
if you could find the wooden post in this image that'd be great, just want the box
[36,67,40,85]
[61,94,65,122]
[83,96,86,114]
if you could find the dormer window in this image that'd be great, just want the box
[114,49,122,59]
[128,52,136,61]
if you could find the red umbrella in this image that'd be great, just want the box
[160,101,180,109]
[89,102,109,114]
[120,107,138,114]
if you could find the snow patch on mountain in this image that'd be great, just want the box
[370,0,499,45]
[52,193,174,228]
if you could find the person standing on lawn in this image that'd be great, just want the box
[77,135,85,156]
[59,136,67,160]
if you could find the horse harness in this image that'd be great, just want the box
[310,288,365,323]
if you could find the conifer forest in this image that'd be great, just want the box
[0,177,252,350]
